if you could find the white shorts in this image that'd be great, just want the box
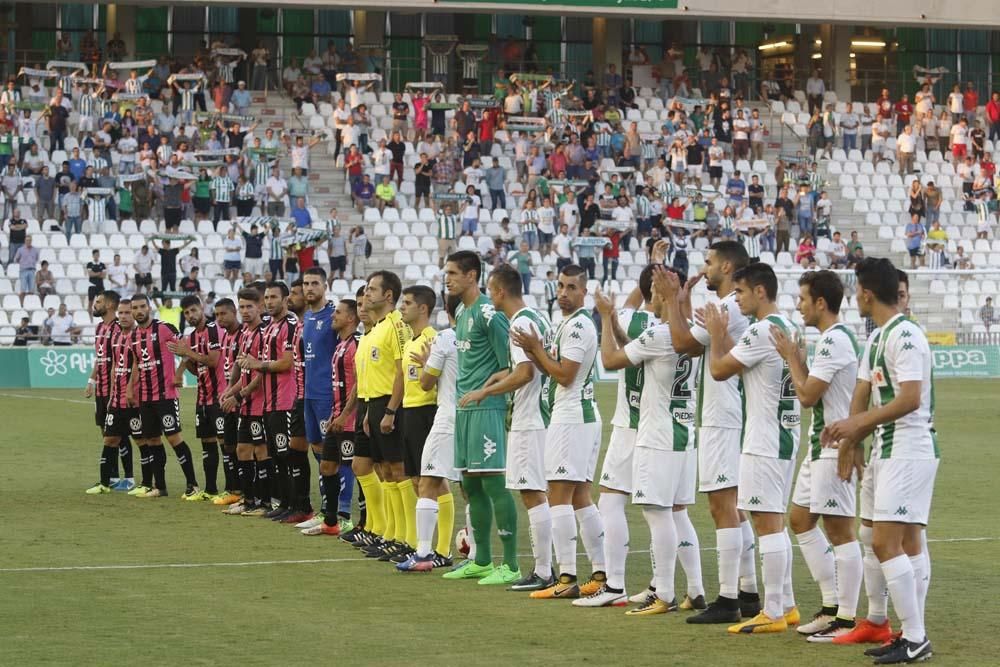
[632,446,687,507]
[871,457,938,525]
[675,448,698,507]
[506,429,546,491]
[420,428,458,481]
[686,165,702,179]
[736,453,795,514]
[545,422,602,483]
[698,426,741,492]
[598,427,636,493]
[78,116,95,133]
[792,456,857,518]
[860,449,876,521]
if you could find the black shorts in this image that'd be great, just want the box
[709,165,723,179]
[237,414,266,445]
[195,403,222,440]
[135,273,153,287]
[354,400,371,459]
[103,406,138,438]
[415,181,430,197]
[94,394,109,428]
[222,411,239,448]
[137,399,182,438]
[329,255,347,272]
[366,396,404,464]
[193,196,211,214]
[264,410,291,456]
[323,430,356,464]
[401,404,437,477]
[290,399,306,438]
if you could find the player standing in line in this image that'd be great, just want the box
[512,264,606,599]
[396,295,460,570]
[86,290,134,493]
[704,262,801,634]
[125,294,201,499]
[168,295,227,501]
[286,280,315,525]
[212,299,244,506]
[342,285,375,544]
[93,298,139,494]
[443,251,520,583]
[770,271,864,640]
[823,259,937,665]
[354,271,410,557]
[593,265,699,613]
[660,241,762,624]
[220,288,267,515]
[304,298,361,537]
[388,285,440,563]
[456,265,553,590]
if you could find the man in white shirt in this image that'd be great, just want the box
[806,70,826,114]
[108,253,129,295]
[839,103,859,152]
[537,197,557,256]
[896,125,917,176]
[370,139,392,179]
[46,303,79,345]
[266,166,288,216]
[553,223,574,272]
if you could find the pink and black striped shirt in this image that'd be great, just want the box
[238,322,266,417]
[128,320,180,403]
[94,319,120,398]
[189,321,227,407]
[261,313,298,412]
[330,332,359,433]
[108,325,135,410]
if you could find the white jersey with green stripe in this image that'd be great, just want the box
[611,308,660,430]
[690,291,749,429]
[858,314,937,460]
[547,308,600,424]
[624,323,697,451]
[509,307,553,431]
[730,313,801,460]
[807,322,860,460]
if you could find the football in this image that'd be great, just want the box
[454,527,470,557]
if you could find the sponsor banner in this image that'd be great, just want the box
[27,348,96,388]
[931,345,1000,378]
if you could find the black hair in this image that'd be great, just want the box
[131,293,151,305]
[855,257,899,305]
[355,285,366,299]
[367,270,402,304]
[266,281,290,297]
[896,269,909,287]
[638,264,655,302]
[180,294,202,310]
[559,264,587,280]
[733,262,778,301]
[489,264,523,297]
[237,287,262,302]
[402,285,437,316]
[304,266,327,282]
[799,270,844,314]
[215,298,236,311]
[291,278,304,289]
[445,294,461,318]
[338,298,358,321]
[709,240,751,271]
[100,290,121,309]
[446,250,482,281]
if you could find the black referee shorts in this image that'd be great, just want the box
[323,430,356,465]
[264,410,291,457]
[354,400,371,459]
[401,404,437,477]
[365,395,403,464]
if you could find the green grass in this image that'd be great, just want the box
[1,380,998,666]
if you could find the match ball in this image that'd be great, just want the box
[455,527,470,557]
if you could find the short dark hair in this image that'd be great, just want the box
[638,264,656,302]
[338,298,358,320]
[180,294,202,310]
[251,280,267,293]
[447,250,482,281]
[559,264,587,280]
[799,270,844,314]
[237,287,262,302]
[215,298,236,311]
[101,290,121,309]
[266,281,290,297]
[733,262,778,301]
[402,285,437,315]
[355,285,365,299]
[710,240,751,271]
[855,257,899,305]
[291,278,304,289]
[368,270,402,304]
[896,269,909,287]
[445,294,461,318]
[131,293,151,305]
[304,266,327,282]
[489,264,523,297]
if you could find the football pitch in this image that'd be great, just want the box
[1,380,998,666]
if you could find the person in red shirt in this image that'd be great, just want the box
[963,82,980,124]
[876,88,893,121]
[479,106,498,156]
[666,197,686,221]
[126,293,201,498]
[344,145,364,193]
[602,228,621,285]
[894,94,913,135]
[981,153,996,182]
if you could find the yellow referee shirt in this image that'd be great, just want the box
[356,309,411,399]
[402,326,437,408]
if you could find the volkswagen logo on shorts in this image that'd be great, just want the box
[215,417,226,432]
[276,433,289,451]
[130,417,142,432]
[320,419,330,434]
[162,414,176,429]
[250,421,263,437]
[340,439,355,458]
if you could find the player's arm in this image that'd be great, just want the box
[261,348,293,374]
[595,290,635,370]
[770,324,826,407]
[826,380,920,447]
[656,267,705,356]
[126,355,138,406]
[510,323,579,387]
[459,364,532,407]
[610,309,631,347]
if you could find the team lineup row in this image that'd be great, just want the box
[83,243,937,665]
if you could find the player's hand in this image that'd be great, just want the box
[380,412,395,434]
[593,287,615,317]
[126,390,137,408]
[173,374,184,388]
[510,324,543,356]
[681,274,703,304]
[363,412,370,437]
[822,415,865,450]
[769,325,799,362]
[702,302,728,338]
[166,339,191,357]
[651,264,678,301]
[221,395,236,412]
[84,383,93,398]
[330,413,348,433]
[237,353,261,371]
[650,239,670,264]
[409,341,431,367]
[835,439,860,482]
[458,389,487,408]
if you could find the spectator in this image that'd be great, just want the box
[352,174,375,211]
[349,226,368,280]
[34,167,57,222]
[291,197,312,228]
[846,231,864,263]
[978,297,998,332]
[926,220,949,269]
[963,82,979,124]
[905,215,926,269]
[793,184,815,238]
[828,231,848,268]
[156,296,182,330]
[242,223,267,277]
[2,163,23,220]
[805,69,825,114]
[179,247,200,278]
[5,210,27,264]
[795,234,817,267]
[601,227,620,286]
[265,166,288,217]
[374,176,397,213]
[268,226,285,279]
[953,245,974,270]
[484,157,506,212]
[288,166,309,204]
[133,245,154,295]
[36,260,56,298]
[436,203,458,268]
[152,237,188,293]
[45,303,80,346]
[13,234,39,300]
[574,228,598,279]
[107,253,129,295]
[220,227,243,283]
[13,317,33,346]
[815,190,832,239]
[327,222,347,281]
[896,124,917,176]
[553,223,573,273]
[460,185,482,237]
[180,267,202,294]
[510,241,534,295]
[839,102,859,151]
[987,91,1000,143]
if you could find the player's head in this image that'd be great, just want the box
[648,265,685,311]
[131,293,151,325]
[355,285,372,328]
[288,278,305,315]
[557,264,588,314]
[365,270,402,312]
[95,290,120,318]
[302,268,327,306]
[444,294,461,326]
[854,257,898,317]
[264,281,289,317]
[732,262,778,316]
[117,298,134,329]
[333,298,359,335]
[180,294,205,327]
[487,264,522,311]
[797,270,844,327]
[237,287,263,324]
[444,250,481,298]
[400,285,436,326]
[638,263,660,305]
[214,298,238,331]
[704,241,750,292]
[896,269,910,313]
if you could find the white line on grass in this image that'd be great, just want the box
[1,536,995,574]
[0,392,93,405]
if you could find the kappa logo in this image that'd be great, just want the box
[424,462,436,471]
[129,417,141,432]
[601,472,610,481]
[215,416,226,432]
[819,348,832,358]
[634,490,645,499]
[556,466,568,475]
[483,434,497,459]
[901,342,915,351]
[517,476,527,485]
[678,540,694,548]
[741,336,752,346]
[824,498,839,509]
[716,474,729,484]
[900,330,912,338]
[894,505,908,516]
[822,336,834,345]
[569,332,581,340]
[748,496,762,505]
[250,421,263,437]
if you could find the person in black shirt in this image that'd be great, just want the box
[241,223,267,278]
[773,186,794,220]
[685,138,704,185]
[414,153,434,210]
[578,193,601,234]
[13,317,33,346]
[151,237,190,292]
[454,101,476,139]
[86,249,106,310]
[46,103,70,151]
[386,131,407,186]
[179,267,201,294]
[219,120,260,151]
[78,166,99,189]
[747,174,765,211]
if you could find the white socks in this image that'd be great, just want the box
[550,504,577,577]
[598,493,629,591]
[796,526,837,608]
[527,502,553,579]
[759,532,787,620]
[674,508,704,598]
[860,525,888,624]
[576,504,606,573]
[882,554,924,642]
[466,504,477,562]
[739,520,759,594]
[782,529,796,612]
[644,506,677,603]
[415,497,438,558]
[834,541,864,620]
[910,552,929,630]
[716,527,742,599]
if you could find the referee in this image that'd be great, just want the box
[353,270,411,553]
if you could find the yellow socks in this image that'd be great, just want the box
[436,492,455,557]
[382,481,397,540]
[398,478,419,548]
[357,471,385,536]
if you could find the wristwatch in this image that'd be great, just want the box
[384,407,396,416]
